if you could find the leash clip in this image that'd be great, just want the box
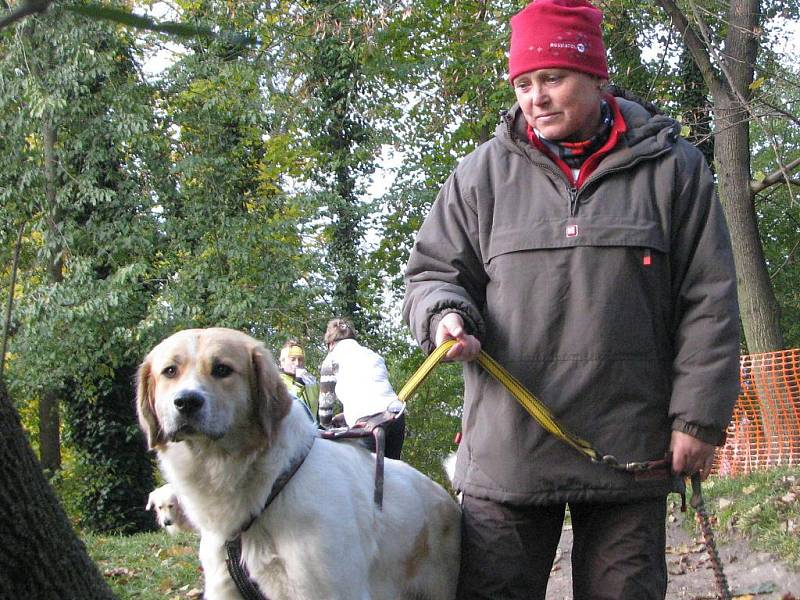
[600,455,655,473]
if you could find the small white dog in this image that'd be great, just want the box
[136,328,460,600]
[146,483,196,535]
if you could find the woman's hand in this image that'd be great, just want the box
[670,431,716,481]
[435,313,481,362]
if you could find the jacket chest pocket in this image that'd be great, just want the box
[482,217,672,360]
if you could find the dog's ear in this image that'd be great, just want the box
[136,359,165,449]
[251,345,292,444]
[146,490,156,511]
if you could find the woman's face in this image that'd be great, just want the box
[513,68,605,142]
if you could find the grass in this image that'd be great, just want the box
[83,530,202,599]
[81,466,800,598]
[687,465,800,566]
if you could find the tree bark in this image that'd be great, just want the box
[0,379,117,599]
[715,92,784,353]
[39,118,63,473]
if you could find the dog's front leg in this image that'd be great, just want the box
[199,533,243,600]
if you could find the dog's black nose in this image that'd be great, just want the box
[174,391,204,414]
[164,519,173,526]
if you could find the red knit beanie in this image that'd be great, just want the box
[508,0,609,84]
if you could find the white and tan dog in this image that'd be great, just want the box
[146,483,196,535]
[136,327,460,600]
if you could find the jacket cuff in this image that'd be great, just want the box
[671,417,727,446]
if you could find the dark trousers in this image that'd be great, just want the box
[456,494,667,600]
[361,413,406,459]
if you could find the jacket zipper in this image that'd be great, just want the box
[569,186,579,217]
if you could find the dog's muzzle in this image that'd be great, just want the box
[174,390,205,415]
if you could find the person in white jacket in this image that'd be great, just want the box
[319,318,406,459]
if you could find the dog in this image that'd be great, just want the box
[146,483,196,535]
[136,327,460,600]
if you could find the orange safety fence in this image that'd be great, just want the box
[713,348,800,477]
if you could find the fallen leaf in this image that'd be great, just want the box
[103,567,134,578]
[742,484,757,495]
[164,545,195,557]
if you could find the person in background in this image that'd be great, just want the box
[319,318,406,459]
[402,0,740,598]
[278,339,320,424]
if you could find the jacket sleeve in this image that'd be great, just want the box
[402,169,489,353]
[668,144,741,445]
[318,355,338,428]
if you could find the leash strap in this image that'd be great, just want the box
[320,411,393,509]
[399,340,601,464]
[402,340,732,598]
[690,474,732,600]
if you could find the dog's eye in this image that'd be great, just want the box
[211,363,233,378]
[162,366,177,378]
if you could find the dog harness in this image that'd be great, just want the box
[225,436,315,600]
[319,408,404,508]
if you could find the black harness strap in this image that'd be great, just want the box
[225,436,315,600]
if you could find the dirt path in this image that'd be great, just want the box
[545,501,800,599]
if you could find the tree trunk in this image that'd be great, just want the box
[714,0,783,353]
[655,0,785,354]
[0,379,117,599]
[39,118,62,473]
[715,97,784,354]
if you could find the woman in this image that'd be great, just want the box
[319,318,406,459]
[402,0,740,598]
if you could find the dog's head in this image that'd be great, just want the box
[146,483,186,532]
[136,328,292,451]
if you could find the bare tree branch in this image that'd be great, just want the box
[0,0,52,31]
[751,156,800,194]
[654,0,723,98]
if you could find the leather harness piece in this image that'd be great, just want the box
[319,409,399,509]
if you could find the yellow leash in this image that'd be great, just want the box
[398,342,730,597]
[398,339,601,463]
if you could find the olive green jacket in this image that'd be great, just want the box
[280,372,320,424]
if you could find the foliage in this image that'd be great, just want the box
[750,57,800,348]
[1,3,164,532]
